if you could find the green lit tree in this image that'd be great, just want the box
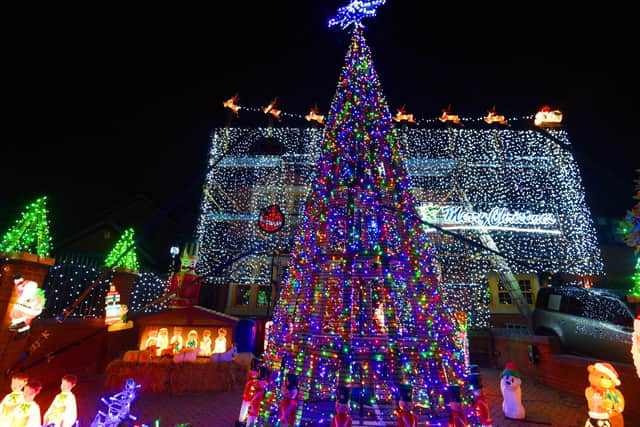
[104,228,140,272]
[0,196,52,257]
[618,170,640,297]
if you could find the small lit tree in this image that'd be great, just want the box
[0,196,52,257]
[618,170,640,298]
[104,228,140,272]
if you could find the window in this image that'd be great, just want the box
[559,295,584,316]
[497,280,512,304]
[257,285,271,308]
[497,278,535,305]
[234,285,251,306]
[536,288,550,309]
[518,279,534,304]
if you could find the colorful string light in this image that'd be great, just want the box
[246,27,477,425]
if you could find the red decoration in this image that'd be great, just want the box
[470,374,493,427]
[168,242,202,309]
[258,205,285,233]
[279,374,299,427]
[331,409,352,427]
[395,408,417,427]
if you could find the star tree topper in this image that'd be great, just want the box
[328,0,386,30]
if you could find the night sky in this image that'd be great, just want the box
[2,2,637,244]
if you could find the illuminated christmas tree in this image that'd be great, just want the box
[258,3,476,425]
[0,196,52,257]
[619,170,640,297]
[104,228,140,272]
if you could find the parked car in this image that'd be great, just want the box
[532,286,634,364]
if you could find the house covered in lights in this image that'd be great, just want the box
[194,115,604,328]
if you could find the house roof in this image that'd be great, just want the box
[52,194,188,270]
[132,305,240,326]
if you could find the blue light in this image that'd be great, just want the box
[328,0,386,30]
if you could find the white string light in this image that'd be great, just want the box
[194,126,603,328]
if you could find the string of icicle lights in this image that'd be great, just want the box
[194,125,602,329]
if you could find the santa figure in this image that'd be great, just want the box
[279,373,299,427]
[237,358,262,427]
[470,373,492,427]
[9,273,45,333]
[331,385,353,427]
[246,366,269,426]
[632,315,640,378]
[394,384,417,427]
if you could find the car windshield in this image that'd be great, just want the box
[551,287,635,327]
[588,293,634,327]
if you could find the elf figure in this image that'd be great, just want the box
[237,358,262,427]
[279,373,299,427]
[246,366,270,427]
[9,381,42,427]
[448,384,470,427]
[43,374,78,427]
[470,373,492,427]
[394,384,417,427]
[331,385,353,427]
[0,373,29,425]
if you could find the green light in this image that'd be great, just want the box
[0,196,52,257]
[104,228,140,271]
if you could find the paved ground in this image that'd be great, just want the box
[35,367,590,427]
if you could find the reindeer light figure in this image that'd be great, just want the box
[484,108,509,126]
[393,106,417,124]
[305,107,325,124]
[263,98,282,120]
[223,96,241,116]
[439,106,462,125]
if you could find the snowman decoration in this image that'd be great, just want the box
[500,362,526,420]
